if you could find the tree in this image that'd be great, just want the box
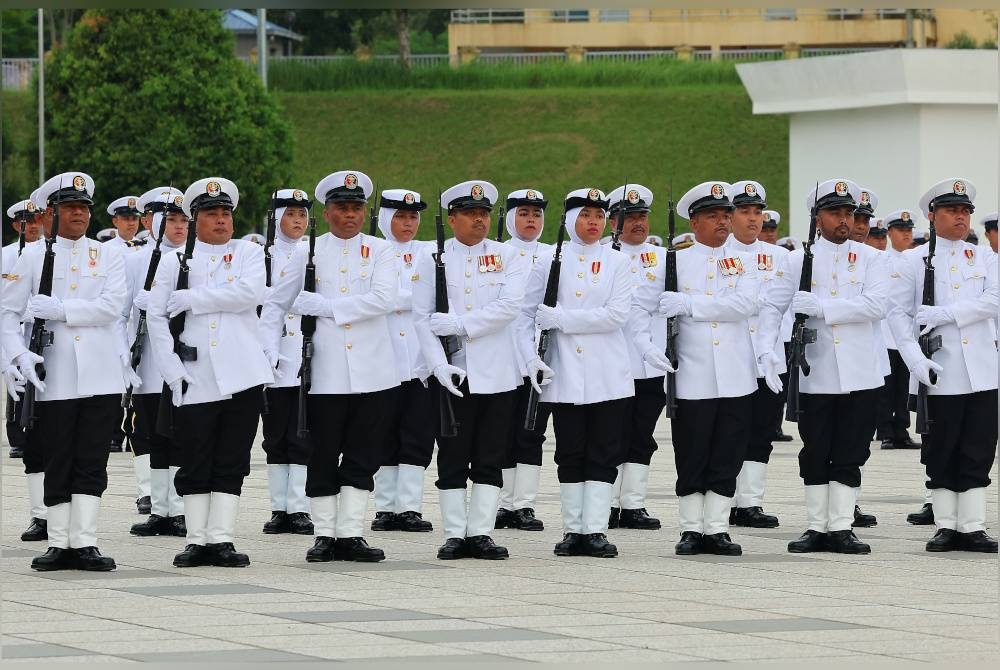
[396,9,411,70]
[43,9,292,233]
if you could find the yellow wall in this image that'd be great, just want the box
[936,9,997,46]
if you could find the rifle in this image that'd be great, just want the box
[611,179,627,251]
[433,194,460,437]
[785,183,820,422]
[495,204,506,242]
[524,216,566,430]
[18,186,60,430]
[296,213,318,439]
[156,215,198,437]
[7,211,29,425]
[662,183,679,419]
[122,191,171,410]
[260,190,278,415]
[368,181,379,236]
[914,218,942,435]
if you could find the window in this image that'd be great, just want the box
[765,8,796,21]
[552,9,590,22]
[599,9,629,22]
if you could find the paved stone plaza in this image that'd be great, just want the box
[2,412,998,664]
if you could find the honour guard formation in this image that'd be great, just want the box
[2,169,997,574]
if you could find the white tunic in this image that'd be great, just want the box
[620,241,668,380]
[505,235,554,378]
[385,239,435,384]
[888,236,998,396]
[1,236,127,401]
[259,237,305,389]
[725,235,790,376]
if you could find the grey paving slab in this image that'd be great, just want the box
[346,653,513,663]
[29,568,178,581]
[745,531,899,541]
[296,560,450,572]
[274,609,449,623]
[679,617,869,634]
[116,583,285,596]
[122,648,323,662]
[672,553,822,563]
[384,628,569,643]
[1,547,38,558]
[0,642,96,659]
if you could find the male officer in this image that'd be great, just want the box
[2,172,127,571]
[412,180,525,560]
[979,212,997,256]
[889,179,997,553]
[634,181,761,556]
[104,196,144,251]
[865,219,888,251]
[759,210,780,245]
[262,170,398,563]
[849,188,878,243]
[758,179,889,555]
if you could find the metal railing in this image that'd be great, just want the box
[2,58,37,90]
[477,51,566,65]
[801,47,883,57]
[585,49,676,62]
[450,8,927,23]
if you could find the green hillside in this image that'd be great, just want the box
[2,84,789,244]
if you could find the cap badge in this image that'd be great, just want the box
[744,184,756,196]
[860,191,871,206]
[293,190,306,201]
[710,184,725,199]
[72,175,86,191]
[173,195,184,207]
[403,192,415,205]
[763,212,771,222]
[901,211,911,222]
[471,184,485,200]
[953,181,966,195]
[206,181,221,197]
[626,189,641,204]
[344,174,359,189]
[526,190,537,200]
[127,198,136,208]
[26,201,35,212]
[835,181,849,197]
[587,188,601,201]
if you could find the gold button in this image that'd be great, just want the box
[464,287,471,294]
[211,256,216,262]
[706,290,713,296]
[708,273,715,279]
[951,266,957,272]
[69,283,77,290]
[288,314,294,320]
[288,331,296,336]
[361,272,368,279]
[950,250,956,256]
[708,257,715,263]
[210,322,217,329]
[91,272,97,277]
[830,289,838,295]
[832,324,838,329]
[343,248,349,255]
[466,305,472,311]
[346,343,353,349]
[72,249,78,255]
[713,340,719,346]
[832,274,838,280]
[395,252,401,257]
[519,250,526,256]
[466,257,472,263]
[345,323,352,329]
[834,339,840,344]
[811,280,818,286]
[579,256,585,261]
[399,331,406,336]
[74,335,80,342]
[577,272,584,279]
[962,339,969,344]
[953,283,960,289]
[340,266,347,273]
[630,268,637,273]
[465,271,472,278]
[211,341,218,347]
[70,265,77,272]
[340,287,348,293]
[727,282,734,289]
[711,322,718,328]
[227,277,234,282]
[575,290,583,297]
[576,346,583,353]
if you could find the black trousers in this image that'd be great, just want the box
[748,378,784,464]
[174,386,263,497]
[501,379,549,469]
[8,412,43,475]
[306,387,398,497]
[797,389,877,487]
[432,380,515,489]
[923,390,998,492]
[131,392,178,469]
[381,379,435,469]
[876,349,911,440]
[32,395,119,506]
[262,386,312,466]
[550,398,629,484]
[622,377,666,466]
[671,394,752,497]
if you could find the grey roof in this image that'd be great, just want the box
[222,9,304,42]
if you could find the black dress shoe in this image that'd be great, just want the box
[263,511,290,534]
[371,511,397,531]
[109,440,124,453]
[608,507,621,529]
[494,508,515,529]
[827,529,871,554]
[729,507,738,525]
[287,512,315,535]
[553,532,583,556]
[30,547,74,571]
[174,544,212,567]
[207,542,250,567]
[167,515,187,537]
[619,508,661,530]
[925,528,962,552]
[9,445,23,458]
[774,429,794,442]
[879,438,898,450]
[437,537,467,560]
[896,436,922,449]
[701,533,742,556]
[73,546,116,571]
[130,514,170,536]
[395,510,432,532]
[466,535,508,560]
[136,496,151,515]
[852,505,877,528]
[510,508,544,531]
[788,529,827,553]
[961,530,998,553]
[675,531,703,555]
[20,518,47,542]
[907,503,935,525]
[580,533,618,557]
[334,537,385,562]
[737,506,779,528]
[306,536,336,562]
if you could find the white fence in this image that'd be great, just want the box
[2,59,37,91]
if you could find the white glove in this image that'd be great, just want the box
[120,354,142,390]
[642,349,675,373]
[916,305,954,336]
[28,295,66,321]
[292,291,334,318]
[2,364,26,401]
[13,351,45,393]
[264,348,292,383]
[526,357,554,393]
[759,351,784,395]
[168,372,194,407]
[791,291,823,318]
[433,363,466,398]
[911,358,944,388]
[535,304,564,331]
[133,289,150,313]
[658,292,691,318]
[429,312,466,337]
[166,289,193,318]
